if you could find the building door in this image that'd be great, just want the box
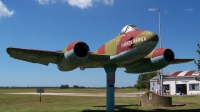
[176,84,187,95]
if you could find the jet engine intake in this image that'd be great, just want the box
[74,42,89,57]
[163,49,174,62]
[57,41,89,71]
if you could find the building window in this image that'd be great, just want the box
[163,85,170,94]
[189,84,200,91]
[163,85,170,91]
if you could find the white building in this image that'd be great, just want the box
[150,70,200,95]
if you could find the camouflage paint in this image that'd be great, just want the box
[62,30,158,59]
[62,41,80,52]
[105,35,122,55]
[96,30,158,57]
[6,25,194,73]
[145,48,167,58]
[95,44,106,54]
[93,35,122,55]
[93,30,158,56]
[117,30,144,53]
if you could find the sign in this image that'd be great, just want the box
[37,88,44,93]
[37,88,44,103]
[181,81,188,84]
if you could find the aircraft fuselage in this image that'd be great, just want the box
[94,30,159,66]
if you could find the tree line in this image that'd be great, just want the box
[60,84,86,89]
[134,71,157,89]
[1,72,157,90]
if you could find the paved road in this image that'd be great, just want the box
[6,92,145,97]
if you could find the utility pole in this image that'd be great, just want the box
[158,9,163,96]
[140,74,141,90]
[195,44,200,81]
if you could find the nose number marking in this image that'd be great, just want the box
[121,37,146,48]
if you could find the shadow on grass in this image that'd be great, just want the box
[83,104,200,112]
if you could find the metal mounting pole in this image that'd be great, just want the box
[104,65,117,112]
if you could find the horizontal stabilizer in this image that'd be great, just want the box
[170,58,194,64]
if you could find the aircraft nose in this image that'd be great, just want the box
[148,31,159,42]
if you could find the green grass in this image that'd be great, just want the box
[0,88,200,112]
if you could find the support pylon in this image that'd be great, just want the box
[104,65,117,112]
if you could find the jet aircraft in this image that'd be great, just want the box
[6,24,194,111]
[6,24,193,73]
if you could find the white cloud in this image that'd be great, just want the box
[103,0,114,5]
[64,0,92,9]
[36,0,57,5]
[185,8,193,12]
[148,8,157,12]
[36,0,114,9]
[0,0,14,18]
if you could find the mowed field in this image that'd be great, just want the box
[0,88,200,112]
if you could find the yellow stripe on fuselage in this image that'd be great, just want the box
[104,35,122,55]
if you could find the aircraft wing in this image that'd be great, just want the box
[6,47,63,66]
[83,53,110,68]
[6,47,110,67]
[170,58,194,64]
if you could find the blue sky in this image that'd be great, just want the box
[0,0,199,87]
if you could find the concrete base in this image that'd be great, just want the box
[140,91,172,107]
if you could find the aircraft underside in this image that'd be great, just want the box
[110,38,157,66]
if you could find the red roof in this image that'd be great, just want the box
[169,70,199,77]
[171,71,182,77]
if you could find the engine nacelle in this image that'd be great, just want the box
[124,48,174,73]
[57,41,89,71]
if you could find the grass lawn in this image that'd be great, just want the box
[0,88,200,112]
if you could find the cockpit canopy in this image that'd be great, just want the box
[120,24,139,35]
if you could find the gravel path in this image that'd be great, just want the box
[6,92,145,97]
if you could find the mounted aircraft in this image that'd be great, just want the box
[6,24,193,73]
[6,24,194,111]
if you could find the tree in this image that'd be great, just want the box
[73,85,79,88]
[195,77,200,81]
[134,71,157,89]
[60,84,69,89]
